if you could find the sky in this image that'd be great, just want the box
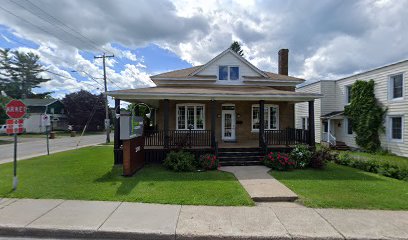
[0,0,407,101]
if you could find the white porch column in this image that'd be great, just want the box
[327,118,331,142]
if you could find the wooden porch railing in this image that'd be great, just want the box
[264,128,309,146]
[145,130,211,147]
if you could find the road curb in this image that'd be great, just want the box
[0,226,174,240]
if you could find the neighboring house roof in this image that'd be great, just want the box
[107,86,322,102]
[22,99,60,107]
[297,58,408,89]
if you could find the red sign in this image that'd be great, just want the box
[6,119,24,134]
[6,100,26,119]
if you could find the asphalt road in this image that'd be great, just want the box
[0,134,112,164]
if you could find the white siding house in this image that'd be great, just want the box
[295,60,408,157]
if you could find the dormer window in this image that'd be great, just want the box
[219,66,239,80]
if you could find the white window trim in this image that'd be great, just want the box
[388,73,404,102]
[301,117,309,130]
[218,65,240,81]
[251,104,279,132]
[345,117,353,135]
[387,115,404,143]
[344,85,352,105]
[176,103,206,130]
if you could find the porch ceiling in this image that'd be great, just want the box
[107,86,322,103]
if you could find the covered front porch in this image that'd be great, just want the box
[108,86,320,165]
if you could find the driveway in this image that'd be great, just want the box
[0,134,113,164]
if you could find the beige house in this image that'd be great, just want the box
[108,48,321,165]
[296,60,408,157]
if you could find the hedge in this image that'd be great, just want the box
[336,152,408,181]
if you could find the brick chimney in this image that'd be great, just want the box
[278,49,289,75]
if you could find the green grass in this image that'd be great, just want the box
[0,146,253,206]
[271,162,408,210]
[17,131,104,138]
[345,151,408,168]
[0,140,13,145]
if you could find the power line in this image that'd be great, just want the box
[6,1,127,91]
[45,70,104,90]
[0,4,81,50]
[14,0,114,55]
[1,2,130,92]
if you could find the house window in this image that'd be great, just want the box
[251,104,279,131]
[345,85,352,104]
[219,66,239,80]
[388,116,403,141]
[346,118,353,135]
[176,104,205,130]
[301,117,309,130]
[389,74,404,100]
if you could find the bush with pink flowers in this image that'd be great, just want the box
[262,152,295,171]
[199,153,219,170]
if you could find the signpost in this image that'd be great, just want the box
[41,114,51,155]
[5,99,26,191]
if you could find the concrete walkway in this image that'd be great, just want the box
[1,198,407,239]
[221,165,298,202]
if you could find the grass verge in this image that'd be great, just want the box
[0,146,253,206]
[345,151,408,168]
[271,162,408,210]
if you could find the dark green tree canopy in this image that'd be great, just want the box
[0,48,51,99]
[62,90,108,131]
[230,41,244,56]
[344,80,386,152]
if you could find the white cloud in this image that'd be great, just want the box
[0,0,407,89]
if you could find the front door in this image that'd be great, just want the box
[222,109,236,141]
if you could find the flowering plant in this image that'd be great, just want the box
[289,144,313,168]
[262,152,295,171]
[199,153,218,170]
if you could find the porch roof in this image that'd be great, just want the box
[107,86,322,102]
[321,111,344,119]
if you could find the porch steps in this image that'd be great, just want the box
[218,148,263,166]
[334,141,350,151]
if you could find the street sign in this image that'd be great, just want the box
[6,100,26,119]
[6,119,24,134]
[41,114,51,127]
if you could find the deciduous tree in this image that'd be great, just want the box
[62,90,108,131]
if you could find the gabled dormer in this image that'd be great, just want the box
[150,48,304,87]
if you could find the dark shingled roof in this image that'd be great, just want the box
[150,65,304,82]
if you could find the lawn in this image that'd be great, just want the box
[345,151,408,168]
[0,140,13,145]
[271,162,408,210]
[18,131,104,138]
[0,146,253,206]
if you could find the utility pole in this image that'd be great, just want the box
[94,53,114,143]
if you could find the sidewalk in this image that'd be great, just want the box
[0,198,407,239]
[221,166,298,202]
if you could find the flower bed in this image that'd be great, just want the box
[262,152,295,171]
[199,153,218,170]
